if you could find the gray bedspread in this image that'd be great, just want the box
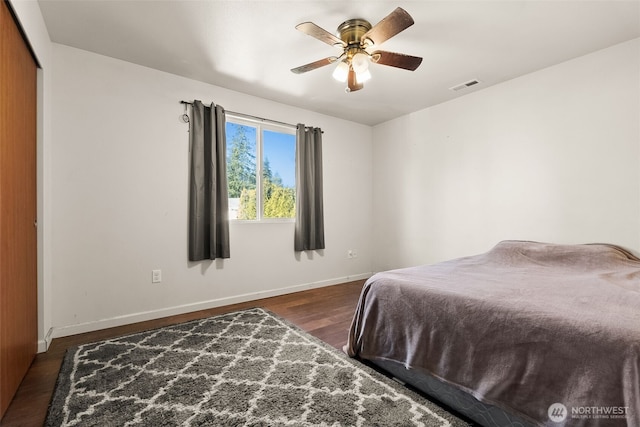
[346,241,640,426]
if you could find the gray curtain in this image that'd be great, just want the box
[294,124,325,251]
[188,101,230,260]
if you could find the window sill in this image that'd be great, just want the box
[230,219,295,224]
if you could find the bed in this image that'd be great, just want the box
[346,240,640,426]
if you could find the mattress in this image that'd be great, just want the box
[347,241,640,426]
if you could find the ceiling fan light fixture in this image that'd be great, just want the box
[351,52,370,74]
[332,61,349,82]
[355,68,371,84]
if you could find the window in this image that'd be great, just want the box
[226,117,296,221]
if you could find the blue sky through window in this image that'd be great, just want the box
[263,130,295,188]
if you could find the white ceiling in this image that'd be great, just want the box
[38,0,640,126]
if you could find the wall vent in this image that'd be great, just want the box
[449,79,481,91]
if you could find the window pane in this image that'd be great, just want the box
[263,130,296,219]
[226,122,257,220]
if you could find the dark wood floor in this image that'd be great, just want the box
[0,280,365,427]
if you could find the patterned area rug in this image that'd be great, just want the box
[46,308,469,426]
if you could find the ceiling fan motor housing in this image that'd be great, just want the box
[337,19,372,47]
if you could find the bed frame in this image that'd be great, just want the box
[371,359,534,427]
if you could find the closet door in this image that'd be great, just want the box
[0,0,38,418]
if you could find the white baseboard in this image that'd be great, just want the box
[49,273,371,341]
[38,327,54,353]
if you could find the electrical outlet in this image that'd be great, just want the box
[351,250,358,258]
[152,269,162,283]
[347,250,354,259]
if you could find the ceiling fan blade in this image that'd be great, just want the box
[362,7,414,46]
[371,50,422,71]
[296,22,346,48]
[347,68,363,92]
[291,57,338,74]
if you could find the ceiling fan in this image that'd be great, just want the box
[291,7,423,92]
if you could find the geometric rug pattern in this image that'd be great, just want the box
[45,308,468,426]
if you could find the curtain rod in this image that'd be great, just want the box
[180,100,298,130]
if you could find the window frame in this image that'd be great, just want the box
[226,114,296,223]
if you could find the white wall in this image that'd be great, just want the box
[373,38,640,271]
[50,44,373,336]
